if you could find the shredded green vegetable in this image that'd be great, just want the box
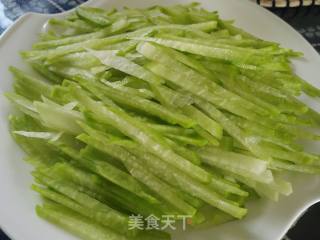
[5,3,320,240]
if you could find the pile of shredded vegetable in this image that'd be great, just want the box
[6,3,320,240]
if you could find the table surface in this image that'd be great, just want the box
[0,1,319,240]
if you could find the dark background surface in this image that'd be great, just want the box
[0,1,319,240]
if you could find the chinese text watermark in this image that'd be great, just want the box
[128,214,192,231]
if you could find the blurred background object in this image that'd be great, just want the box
[256,0,320,52]
[258,0,320,8]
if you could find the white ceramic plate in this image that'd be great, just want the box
[0,0,320,240]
